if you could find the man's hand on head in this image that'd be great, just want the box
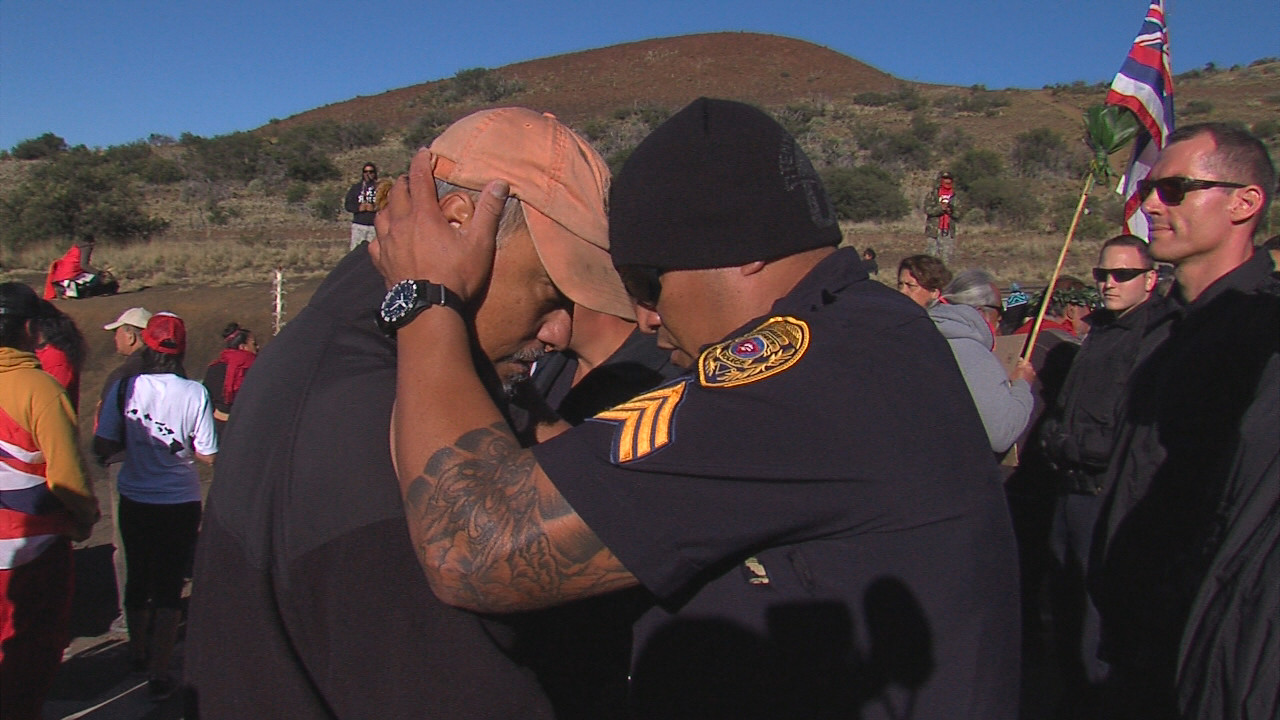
[370,148,510,301]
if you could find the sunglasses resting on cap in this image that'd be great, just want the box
[1137,176,1246,205]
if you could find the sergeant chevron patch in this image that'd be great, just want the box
[594,380,689,463]
[698,316,810,388]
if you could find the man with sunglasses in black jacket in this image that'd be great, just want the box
[1036,233,1166,717]
[1088,122,1279,720]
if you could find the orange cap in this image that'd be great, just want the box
[430,107,633,321]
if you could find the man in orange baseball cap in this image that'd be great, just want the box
[186,108,631,718]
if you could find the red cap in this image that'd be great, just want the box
[142,312,186,355]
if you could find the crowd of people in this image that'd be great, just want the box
[0,297,258,714]
[0,103,1275,720]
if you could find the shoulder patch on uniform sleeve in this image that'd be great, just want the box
[593,380,688,463]
[698,316,810,388]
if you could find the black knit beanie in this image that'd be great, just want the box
[609,97,842,271]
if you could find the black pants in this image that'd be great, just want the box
[118,496,201,611]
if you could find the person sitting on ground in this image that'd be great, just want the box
[896,254,952,308]
[33,299,88,413]
[43,235,118,300]
[929,269,1036,453]
[202,322,259,437]
[93,312,217,701]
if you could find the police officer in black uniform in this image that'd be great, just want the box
[371,98,1022,720]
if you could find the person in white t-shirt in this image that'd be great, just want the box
[94,312,216,700]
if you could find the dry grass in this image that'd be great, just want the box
[1,232,347,290]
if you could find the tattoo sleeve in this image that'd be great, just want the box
[402,421,636,612]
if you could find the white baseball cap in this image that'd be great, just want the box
[103,307,152,331]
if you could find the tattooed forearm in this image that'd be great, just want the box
[403,421,635,612]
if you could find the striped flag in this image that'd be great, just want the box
[1105,1,1174,239]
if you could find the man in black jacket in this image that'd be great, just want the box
[1038,234,1165,715]
[1090,123,1279,720]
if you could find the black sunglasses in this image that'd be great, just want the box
[1137,176,1246,205]
[1092,267,1152,283]
[617,265,664,309]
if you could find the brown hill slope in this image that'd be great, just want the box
[270,32,902,131]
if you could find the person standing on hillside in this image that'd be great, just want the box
[0,282,99,720]
[345,162,380,251]
[923,171,963,264]
[1089,122,1279,719]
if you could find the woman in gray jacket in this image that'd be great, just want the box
[929,269,1036,453]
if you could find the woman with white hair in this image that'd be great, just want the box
[929,269,1036,453]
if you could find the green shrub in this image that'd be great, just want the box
[910,113,939,143]
[11,132,68,160]
[285,182,311,204]
[309,186,344,221]
[141,156,186,185]
[404,110,454,150]
[950,149,1005,190]
[0,146,168,250]
[1049,190,1122,240]
[852,91,894,107]
[851,86,923,111]
[821,166,910,222]
[275,141,339,183]
[606,147,635,177]
[935,89,1011,114]
[775,101,824,139]
[967,176,1042,229]
[180,131,267,183]
[867,132,933,171]
[1183,99,1214,116]
[1251,118,1280,139]
[1012,127,1074,177]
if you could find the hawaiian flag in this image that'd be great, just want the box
[1105,0,1174,239]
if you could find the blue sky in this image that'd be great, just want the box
[2,0,1276,150]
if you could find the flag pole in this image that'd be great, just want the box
[1021,173,1095,360]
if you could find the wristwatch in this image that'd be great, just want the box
[376,279,465,335]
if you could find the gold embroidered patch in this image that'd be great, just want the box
[698,316,810,388]
[594,381,688,463]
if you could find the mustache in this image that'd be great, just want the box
[499,346,548,365]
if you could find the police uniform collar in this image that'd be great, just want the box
[770,246,868,316]
[689,248,866,359]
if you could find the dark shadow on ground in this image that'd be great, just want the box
[71,544,121,639]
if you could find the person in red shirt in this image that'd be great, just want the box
[32,300,87,413]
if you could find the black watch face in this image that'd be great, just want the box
[381,280,418,323]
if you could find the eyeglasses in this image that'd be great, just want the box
[1136,176,1246,205]
[363,168,376,174]
[1092,267,1153,283]
[617,265,664,309]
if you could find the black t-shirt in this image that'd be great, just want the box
[533,248,1022,719]
[186,249,556,719]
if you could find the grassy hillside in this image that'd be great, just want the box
[2,33,1277,291]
